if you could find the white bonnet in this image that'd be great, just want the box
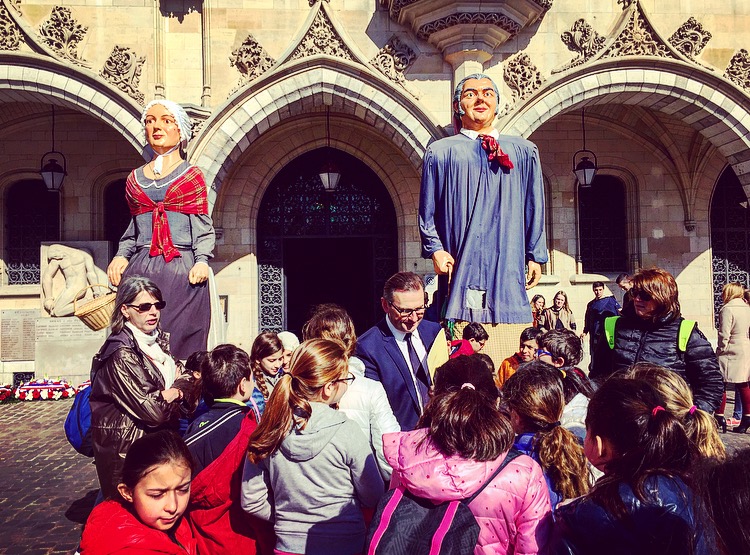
[141,99,192,149]
[277,331,301,352]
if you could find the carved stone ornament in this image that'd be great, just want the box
[668,17,712,60]
[534,0,553,10]
[385,0,418,21]
[8,0,20,13]
[38,6,90,67]
[601,6,677,60]
[416,12,521,42]
[504,52,544,103]
[308,0,329,5]
[618,0,637,8]
[230,34,276,89]
[288,8,354,62]
[725,49,750,91]
[552,18,605,74]
[0,1,22,51]
[100,46,145,105]
[369,36,415,85]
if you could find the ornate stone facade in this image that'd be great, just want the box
[552,19,606,74]
[725,49,750,91]
[0,1,21,51]
[369,36,415,86]
[38,7,90,67]
[416,13,521,42]
[504,52,544,103]
[668,17,712,60]
[230,35,276,89]
[287,9,354,62]
[600,6,676,60]
[100,46,145,105]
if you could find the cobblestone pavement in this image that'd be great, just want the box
[1,397,750,555]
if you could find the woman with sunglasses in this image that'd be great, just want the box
[89,276,200,499]
[589,268,723,415]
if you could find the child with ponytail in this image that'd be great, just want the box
[501,361,590,508]
[624,362,726,461]
[241,338,383,555]
[548,378,712,555]
[249,332,285,416]
[380,355,551,554]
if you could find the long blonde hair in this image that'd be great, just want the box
[624,362,725,461]
[722,282,745,305]
[247,338,348,463]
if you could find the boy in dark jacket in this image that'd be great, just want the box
[184,344,274,554]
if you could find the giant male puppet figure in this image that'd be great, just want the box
[419,73,548,367]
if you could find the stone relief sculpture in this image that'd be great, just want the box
[504,52,544,104]
[0,1,22,51]
[41,244,108,317]
[230,35,276,91]
[100,45,146,105]
[725,49,750,91]
[668,17,712,60]
[552,19,605,74]
[288,8,354,61]
[416,13,520,42]
[369,36,416,86]
[38,6,90,67]
[601,6,675,60]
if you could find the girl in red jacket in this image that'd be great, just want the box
[81,430,197,555]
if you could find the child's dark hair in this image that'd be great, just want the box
[502,361,589,500]
[120,430,194,491]
[419,356,512,461]
[200,344,252,404]
[185,350,208,375]
[520,326,542,343]
[586,377,693,519]
[472,353,496,376]
[250,332,283,401]
[702,447,750,555]
[537,330,593,403]
[462,322,489,342]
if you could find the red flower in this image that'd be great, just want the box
[47,390,54,399]
[32,390,40,399]
[18,391,26,400]
[62,390,69,398]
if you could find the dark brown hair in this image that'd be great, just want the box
[382,271,425,303]
[247,338,348,463]
[630,267,681,322]
[586,377,693,519]
[120,430,193,491]
[502,361,589,500]
[111,276,163,335]
[201,344,252,403]
[250,332,283,400]
[419,356,512,460]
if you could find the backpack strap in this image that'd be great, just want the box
[465,448,522,505]
[604,316,620,349]
[678,319,696,352]
[367,488,404,555]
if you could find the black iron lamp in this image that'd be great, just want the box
[40,105,67,192]
[572,107,597,187]
[318,106,341,192]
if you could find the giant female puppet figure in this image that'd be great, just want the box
[107,100,215,360]
[419,73,548,367]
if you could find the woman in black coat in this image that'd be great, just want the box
[589,268,723,415]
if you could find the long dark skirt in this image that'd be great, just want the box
[121,247,209,360]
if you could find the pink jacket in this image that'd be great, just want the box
[383,429,551,555]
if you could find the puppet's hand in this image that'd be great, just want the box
[107,256,129,286]
[526,261,542,289]
[188,262,209,284]
[432,250,454,275]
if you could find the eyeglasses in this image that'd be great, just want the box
[334,373,356,385]
[632,290,653,302]
[536,349,554,359]
[126,301,166,312]
[388,301,426,318]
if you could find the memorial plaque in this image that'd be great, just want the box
[0,309,38,361]
[35,317,107,385]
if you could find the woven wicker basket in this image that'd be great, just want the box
[74,284,116,331]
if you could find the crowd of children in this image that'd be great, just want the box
[80,298,748,555]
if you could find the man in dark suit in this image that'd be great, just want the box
[356,272,444,430]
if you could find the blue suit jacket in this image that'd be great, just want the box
[356,318,444,431]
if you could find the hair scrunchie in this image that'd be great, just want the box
[688,405,697,415]
[461,383,475,390]
[558,368,567,379]
[651,405,666,417]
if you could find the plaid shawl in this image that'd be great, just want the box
[126,165,209,262]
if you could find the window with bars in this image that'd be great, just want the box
[5,179,60,285]
[578,175,628,274]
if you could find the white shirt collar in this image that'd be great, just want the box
[385,314,421,342]
[460,128,500,140]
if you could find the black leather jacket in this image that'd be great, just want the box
[89,326,199,498]
[547,475,716,555]
[590,313,723,413]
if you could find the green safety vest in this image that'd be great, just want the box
[603,316,696,352]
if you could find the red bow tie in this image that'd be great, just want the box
[479,135,514,170]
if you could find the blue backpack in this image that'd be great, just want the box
[366,449,521,555]
[64,383,94,457]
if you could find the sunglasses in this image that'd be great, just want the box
[334,373,356,385]
[536,349,554,359]
[632,290,653,302]
[126,300,166,312]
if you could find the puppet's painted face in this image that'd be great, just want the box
[145,104,181,154]
[457,77,498,132]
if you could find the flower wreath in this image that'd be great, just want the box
[0,384,14,402]
[15,378,76,401]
